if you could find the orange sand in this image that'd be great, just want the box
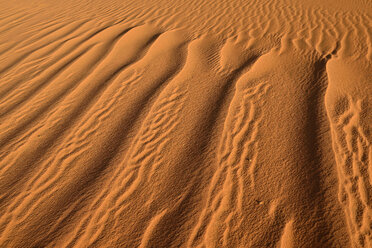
[0,0,371,247]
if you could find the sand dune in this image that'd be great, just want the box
[0,0,371,247]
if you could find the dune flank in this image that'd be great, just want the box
[0,0,371,247]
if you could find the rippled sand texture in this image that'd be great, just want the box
[0,0,371,247]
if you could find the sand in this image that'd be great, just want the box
[0,0,371,247]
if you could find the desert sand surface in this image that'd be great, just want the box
[0,0,371,247]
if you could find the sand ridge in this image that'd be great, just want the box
[0,0,371,247]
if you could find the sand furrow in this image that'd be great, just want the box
[0,24,142,150]
[0,27,188,247]
[67,86,186,247]
[0,13,36,35]
[0,20,91,76]
[0,24,159,200]
[188,82,270,248]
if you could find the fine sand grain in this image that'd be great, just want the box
[0,0,371,247]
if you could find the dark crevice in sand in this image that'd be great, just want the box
[295,56,350,246]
